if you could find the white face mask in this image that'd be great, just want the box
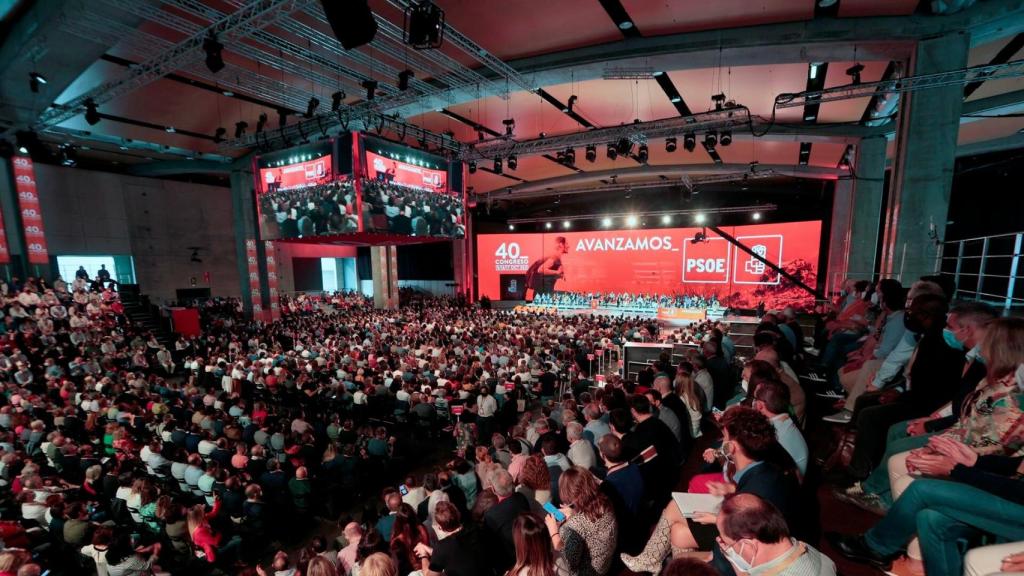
[870,292,879,306]
[725,540,754,573]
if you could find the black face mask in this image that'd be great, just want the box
[904,312,924,334]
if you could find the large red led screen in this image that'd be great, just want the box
[477,220,822,309]
[365,150,447,192]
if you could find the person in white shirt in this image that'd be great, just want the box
[566,422,596,470]
[476,386,498,439]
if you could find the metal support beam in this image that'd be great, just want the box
[708,225,823,299]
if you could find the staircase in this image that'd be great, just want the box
[119,284,175,346]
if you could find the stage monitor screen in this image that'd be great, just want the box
[358,135,465,239]
[255,141,361,240]
[476,220,822,310]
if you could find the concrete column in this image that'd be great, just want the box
[229,159,263,316]
[826,179,853,296]
[846,136,888,282]
[0,160,25,279]
[370,245,398,309]
[881,33,969,283]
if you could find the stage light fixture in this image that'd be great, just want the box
[683,132,696,152]
[606,143,618,160]
[234,121,248,138]
[397,69,414,91]
[545,222,552,229]
[694,212,707,224]
[507,154,518,170]
[29,72,47,93]
[508,224,515,231]
[563,220,571,229]
[203,33,225,73]
[305,97,320,118]
[564,147,575,166]
[662,215,672,225]
[712,93,727,110]
[601,217,612,228]
[585,144,597,163]
[566,95,578,113]
[256,113,268,133]
[847,63,864,85]
[691,230,707,244]
[555,150,566,164]
[331,91,346,112]
[626,215,638,227]
[752,212,762,221]
[704,131,717,149]
[84,100,100,125]
[321,0,378,50]
[637,143,649,163]
[493,157,502,174]
[468,160,477,174]
[213,127,227,143]
[665,137,677,153]
[362,79,378,101]
[502,118,515,136]
[616,138,633,156]
[404,0,445,49]
[720,131,732,146]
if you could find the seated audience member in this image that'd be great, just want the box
[508,512,557,576]
[376,491,403,541]
[337,522,363,575]
[565,422,596,471]
[751,379,808,477]
[544,467,618,576]
[835,279,906,408]
[415,501,488,576]
[623,394,682,508]
[597,433,645,555]
[716,494,835,576]
[483,469,531,573]
[390,503,430,576]
[622,407,802,574]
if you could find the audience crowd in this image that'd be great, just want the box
[0,268,1021,576]
[531,291,722,313]
[259,181,360,240]
[360,180,465,239]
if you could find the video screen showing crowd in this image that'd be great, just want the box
[258,180,359,240]
[360,178,465,239]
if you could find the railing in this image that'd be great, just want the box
[939,231,1023,312]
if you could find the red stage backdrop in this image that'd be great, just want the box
[11,156,48,264]
[258,153,333,192]
[365,150,447,192]
[477,220,822,309]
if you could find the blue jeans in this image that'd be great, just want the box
[822,332,863,389]
[862,420,936,505]
[864,479,1024,576]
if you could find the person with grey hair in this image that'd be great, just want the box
[582,402,610,447]
[566,422,596,471]
[482,468,531,573]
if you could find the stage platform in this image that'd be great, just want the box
[489,300,729,324]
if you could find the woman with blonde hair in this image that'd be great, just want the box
[673,369,703,439]
[359,552,397,576]
[305,556,339,576]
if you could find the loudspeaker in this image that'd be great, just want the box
[320,0,378,51]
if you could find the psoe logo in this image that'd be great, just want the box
[733,235,783,285]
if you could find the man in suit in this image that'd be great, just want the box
[482,469,531,573]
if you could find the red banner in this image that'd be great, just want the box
[476,221,822,310]
[265,240,279,321]
[245,239,263,318]
[258,153,333,193]
[11,156,48,264]
[365,150,447,192]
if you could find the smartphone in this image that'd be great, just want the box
[542,501,565,522]
[399,484,409,496]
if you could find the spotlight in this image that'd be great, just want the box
[694,213,707,224]
[29,72,46,93]
[256,113,268,133]
[508,224,515,231]
[683,132,696,152]
[331,91,346,112]
[601,217,612,228]
[606,143,618,160]
[562,220,571,229]
[752,212,762,221]
[398,70,413,91]
[703,131,717,149]
[404,0,445,49]
[585,144,597,163]
[661,215,672,225]
[213,127,227,143]
[234,121,248,138]
[305,97,320,118]
[203,33,225,73]
[502,118,515,136]
[84,99,100,125]
[507,154,518,170]
[637,143,649,163]
[847,63,865,85]
[320,0,377,51]
[564,147,575,166]
[555,150,566,164]
[362,79,378,101]
[665,137,677,153]
[493,157,502,174]
[719,131,732,146]
[468,160,477,174]
[691,230,707,244]
[712,93,727,110]
[625,215,638,227]
[618,20,633,30]
[566,95,578,113]
[616,138,633,156]
[545,222,552,229]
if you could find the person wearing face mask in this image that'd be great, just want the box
[717,493,835,576]
[621,407,803,574]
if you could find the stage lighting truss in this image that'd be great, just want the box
[506,204,776,227]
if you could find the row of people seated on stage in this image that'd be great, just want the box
[360,179,465,238]
[259,180,360,239]
[531,290,722,310]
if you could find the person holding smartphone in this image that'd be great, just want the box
[544,467,617,576]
